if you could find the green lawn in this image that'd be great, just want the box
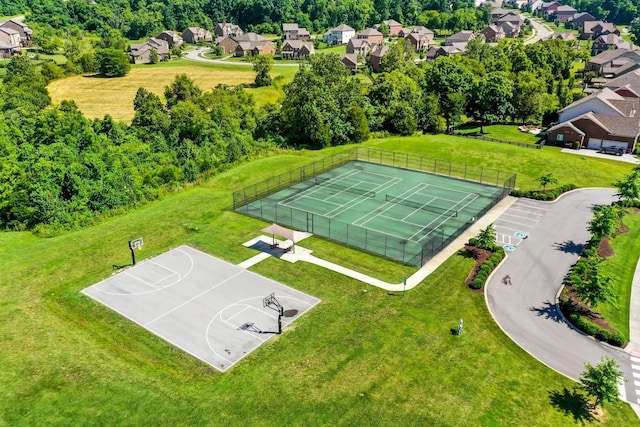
[1,141,638,425]
[454,124,544,145]
[598,212,640,341]
[317,44,347,54]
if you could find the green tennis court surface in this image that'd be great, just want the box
[235,148,515,266]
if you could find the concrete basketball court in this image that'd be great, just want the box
[82,245,320,372]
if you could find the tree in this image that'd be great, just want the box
[568,256,616,308]
[251,54,273,87]
[164,74,202,109]
[95,48,131,77]
[468,71,513,133]
[535,173,558,191]
[149,48,159,64]
[476,223,496,249]
[588,205,624,241]
[614,167,640,201]
[580,356,623,409]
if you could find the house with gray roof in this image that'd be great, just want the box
[373,19,402,36]
[129,37,170,64]
[156,30,183,48]
[591,34,634,56]
[0,19,32,46]
[586,49,640,76]
[581,21,619,40]
[215,23,243,38]
[182,27,213,44]
[281,40,315,59]
[282,23,310,40]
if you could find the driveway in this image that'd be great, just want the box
[525,15,553,44]
[486,189,640,407]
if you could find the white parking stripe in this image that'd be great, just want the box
[631,356,640,363]
[509,207,545,216]
[514,203,549,211]
[633,372,640,379]
[632,364,640,370]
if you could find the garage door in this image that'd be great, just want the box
[602,140,628,151]
[588,138,602,149]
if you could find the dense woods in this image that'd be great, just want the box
[0,57,273,232]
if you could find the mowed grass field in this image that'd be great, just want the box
[1,138,639,425]
[47,59,298,122]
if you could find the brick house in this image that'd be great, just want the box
[182,27,213,44]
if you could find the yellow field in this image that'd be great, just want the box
[48,65,280,122]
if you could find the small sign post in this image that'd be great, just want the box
[456,319,463,336]
[403,276,407,295]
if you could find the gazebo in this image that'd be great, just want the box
[261,223,305,253]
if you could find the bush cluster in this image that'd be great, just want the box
[470,247,506,289]
[510,184,576,200]
[613,199,640,208]
[566,313,625,347]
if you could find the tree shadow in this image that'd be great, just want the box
[530,300,565,323]
[552,240,585,255]
[548,387,595,424]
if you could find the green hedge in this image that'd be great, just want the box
[510,184,577,200]
[613,199,640,208]
[566,312,625,347]
[469,247,506,290]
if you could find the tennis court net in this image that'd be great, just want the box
[385,194,458,217]
[315,177,376,198]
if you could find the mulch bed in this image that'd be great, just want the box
[596,220,630,258]
[464,245,492,292]
[560,286,619,336]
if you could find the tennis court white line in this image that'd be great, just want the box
[144,270,245,327]
[355,183,426,226]
[325,176,402,218]
[409,193,478,242]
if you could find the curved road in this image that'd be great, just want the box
[184,48,300,66]
[486,189,639,408]
[525,15,554,44]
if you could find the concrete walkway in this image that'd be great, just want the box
[628,260,640,356]
[239,195,517,291]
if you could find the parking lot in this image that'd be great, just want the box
[493,199,549,252]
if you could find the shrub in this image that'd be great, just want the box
[468,237,478,246]
[510,184,577,200]
[471,278,484,289]
[567,313,625,347]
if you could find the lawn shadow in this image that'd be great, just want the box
[548,387,595,424]
[530,300,565,323]
[552,240,585,255]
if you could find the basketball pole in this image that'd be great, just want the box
[277,306,283,334]
[130,245,137,266]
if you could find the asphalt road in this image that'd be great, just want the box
[525,15,554,44]
[486,189,639,407]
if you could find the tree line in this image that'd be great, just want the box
[0,56,275,233]
[261,37,583,149]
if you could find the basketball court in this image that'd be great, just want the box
[82,245,320,372]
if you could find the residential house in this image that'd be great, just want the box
[490,8,511,23]
[399,26,434,39]
[496,12,523,29]
[322,30,332,43]
[581,21,619,40]
[182,27,213,44]
[340,53,359,73]
[346,38,377,57]
[232,33,276,57]
[426,45,464,60]
[281,40,315,59]
[0,27,21,46]
[591,34,634,56]
[326,24,356,45]
[357,28,384,45]
[156,30,183,48]
[604,69,640,95]
[444,31,481,51]
[585,49,640,76]
[547,111,639,152]
[129,37,170,64]
[406,31,435,51]
[498,22,520,38]
[369,45,389,71]
[551,32,577,41]
[552,5,577,23]
[0,19,32,46]
[548,87,640,152]
[373,19,402,36]
[540,1,560,16]
[526,0,544,12]
[482,25,506,42]
[569,12,595,30]
[217,36,239,53]
[0,40,20,57]
[282,23,310,40]
[215,23,243,38]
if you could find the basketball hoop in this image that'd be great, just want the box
[263,293,284,334]
[128,237,144,265]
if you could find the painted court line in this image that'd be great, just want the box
[144,270,245,327]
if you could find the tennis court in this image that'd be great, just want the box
[235,149,515,266]
[82,245,320,372]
